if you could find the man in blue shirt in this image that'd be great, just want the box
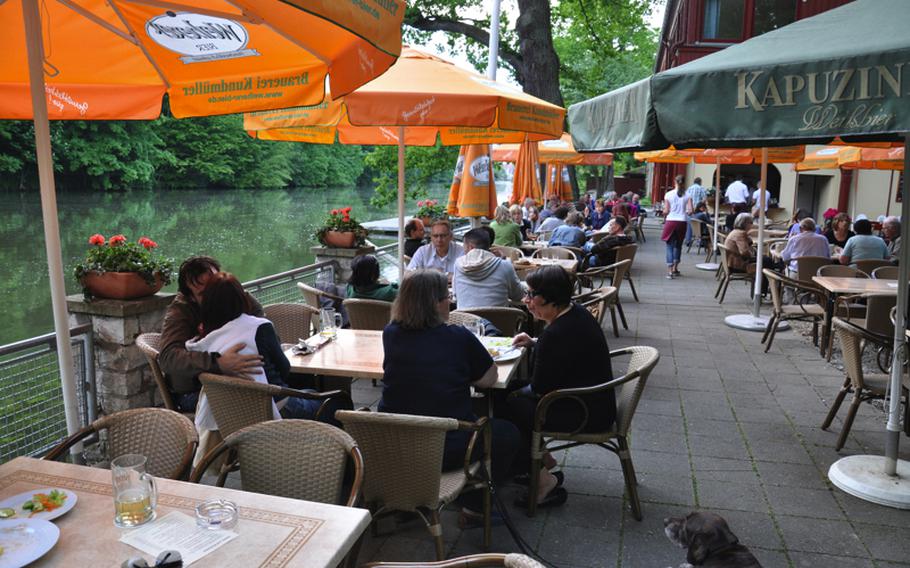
[780,218,830,273]
[839,219,889,265]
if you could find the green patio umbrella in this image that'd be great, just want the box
[568,0,910,508]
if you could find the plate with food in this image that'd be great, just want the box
[0,489,76,522]
[0,518,59,568]
[480,337,523,363]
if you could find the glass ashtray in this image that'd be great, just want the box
[195,499,238,530]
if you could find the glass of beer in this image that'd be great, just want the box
[319,308,342,339]
[112,454,157,528]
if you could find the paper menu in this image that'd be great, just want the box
[119,511,238,566]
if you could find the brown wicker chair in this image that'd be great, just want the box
[454,307,527,336]
[871,265,899,280]
[343,298,392,331]
[531,247,577,261]
[761,269,825,352]
[795,255,833,283]
[191,420,363,507]
[600,259,632,336]
[336,410,492,560]
[491,246,523,261]
[572,287,615,328]
[686,218,706,255]
[44,408,197,480]
[135,333,180,413]
[715,244,755,304]
[821,318,909,451]
[817,264,869,279]
[448,311,485,328]
[854,259,893,276]
[263,302,319,343]
[298,281,344,310]
[363,553,546,568]
[613,244,640,302]
[525,346,660,519]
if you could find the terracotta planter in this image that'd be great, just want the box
[322,230,358,248]
[81,271,164,300]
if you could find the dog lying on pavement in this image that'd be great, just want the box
[664,511,762,567]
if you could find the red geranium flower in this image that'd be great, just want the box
[88,234,105,246]
[138,237,157,249]
[331,209,339,215]
[109,234,127,246]
[343,207,352,213]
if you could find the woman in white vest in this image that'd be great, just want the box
[661,174,693,279]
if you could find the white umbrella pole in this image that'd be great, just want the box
[751,148,768,318]
[697,158,722,270]
[23,0,82,441]
[397,126,406,275]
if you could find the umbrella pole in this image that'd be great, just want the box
[397,126,406,275]
[23,0,82,444]
[827,135,910,509]
[696,158,721,270]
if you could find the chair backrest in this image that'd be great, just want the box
[590,232,608,244]
[336,410,456,511]
[532,247,577,261]
[572,287,615,326]
[342,298,392,331]
[491,245,523,261]
[448,311,484,328]
[455,307,527,336]
[864,293,897,338]
[297,281,324,310]
[199,373,282,439]
[763,269,784,313]
[833,318,871,391]
[45,408,197,479]
[613,243,637,267]
[608,258,632,289]
[613,346,660,437]
[854,259,893,276]
[135,333,177,411]
[688,218,702,238]
[795,256,832,282]
[222,420,360,505]
[817,264,869,279]
[263,303,319,344]
[872,265,899,280]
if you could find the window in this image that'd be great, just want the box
[702,0,745,40]
[753,0,796,36]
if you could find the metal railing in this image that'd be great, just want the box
[243,261,337,306]
[0,324,96,463]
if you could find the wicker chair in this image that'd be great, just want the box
[600,259,632,337]
[686,218,706,255]
[572,287,615,328]
[531,247,577,261]
[363,553,546,568]
[821,318,910,451]
[629,215,646,243]
[44,408,197,480]
[795,255,833,283]
[343,298,392,331]
[817,264,869,279]
[298,281,344,310]
[715,244,755,304]
[872,265,899,280]
[854,258,893,275]
[448,311,485,328]
[336,410,492,560]
[191,420,363,507]
[525,346,660,519]
[760,269,825,352]
[263,302,319,343]
[135,333,180,413]
[454,307,527,336]
[613,244,640,302]
[491,246,523,261]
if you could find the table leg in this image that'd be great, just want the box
[822,293,835,357]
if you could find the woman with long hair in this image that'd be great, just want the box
[662,174,693,279]
[490,204,523,247]
[825,212,854,249]
[347,254,397,301]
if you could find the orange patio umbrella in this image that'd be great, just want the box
[507,140,542,206]
[2,0,404,440]
[446,145,498,219]
[797,146,905,171]
[492,132,613,165]
[545,163,573,201]
[245,47,566,268]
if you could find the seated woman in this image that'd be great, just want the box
[724,213,756,272]
[379,270,520,522]
[187,272,346,427]
[509,266,616,509]
[346,254,397,302]
[510,204,533,242]
[548,211,587,248]
[825,212,854,249]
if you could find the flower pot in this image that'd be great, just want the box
[323,230,358,248]
[81,271,164,300]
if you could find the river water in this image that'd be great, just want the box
[1,184,464,345]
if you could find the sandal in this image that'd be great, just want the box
[514,486,568,509]
[512,470,564,488]
[457,508,504,530]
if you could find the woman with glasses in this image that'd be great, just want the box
[509,265,616,509]
[379,270,519,526]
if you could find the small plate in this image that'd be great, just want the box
[0,489,77,522]
[0,519,60,568]
[493,348,522,363]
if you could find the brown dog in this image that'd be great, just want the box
[664,511,762,567]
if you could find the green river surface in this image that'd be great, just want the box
[0,184,471,346]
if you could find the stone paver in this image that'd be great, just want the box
[354,219,910,567]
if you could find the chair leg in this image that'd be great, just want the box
[821,378,851,430]
[811,321,819,346]
[826,328,836,362]
[626,276,640,302]
[718,278,731,304]
[610,306,620,338]
[760,314,776,345]
[617,302,628,330]
[527,436,543,518]
[482,480,491,549]
[714,274,725,298]
[617,438,642,521]
[836,393,864,451]
[429,510,445,560]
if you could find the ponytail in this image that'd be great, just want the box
[675,174,686,198]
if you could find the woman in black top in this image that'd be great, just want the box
[509,266,616,508]
[824,212,854,248]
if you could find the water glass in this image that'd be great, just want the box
[319,308,343,339]
[112,454,157,528]
[465,319,485,340]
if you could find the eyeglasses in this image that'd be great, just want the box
[524,289,541,299]
[431,233,451,239]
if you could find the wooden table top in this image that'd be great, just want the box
[286,329,525,389]
[0,457,370,568]
[812,276,898,295]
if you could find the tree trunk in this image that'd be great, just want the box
[514,0,564,107]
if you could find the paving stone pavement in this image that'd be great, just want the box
[348,219,910,567]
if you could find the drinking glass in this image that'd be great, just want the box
[465,320,484,340]
[319,308,343,339]
[112,454,157,528]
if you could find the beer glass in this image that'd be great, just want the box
[112,454,157,528]
[319,308,342,339]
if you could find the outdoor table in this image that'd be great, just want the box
[0,456,370,567]
[812,276,898,357]
[512,257,578,279]
[519,240,546,254]
[285,329,526,390]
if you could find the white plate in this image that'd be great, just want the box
[0,489,77,522]
[0,519,60,568]
[492,348,522,363]
[479,337,522,363]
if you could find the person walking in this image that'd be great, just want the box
[662,175,692,279]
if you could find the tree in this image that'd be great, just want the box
[363,144,460,208]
